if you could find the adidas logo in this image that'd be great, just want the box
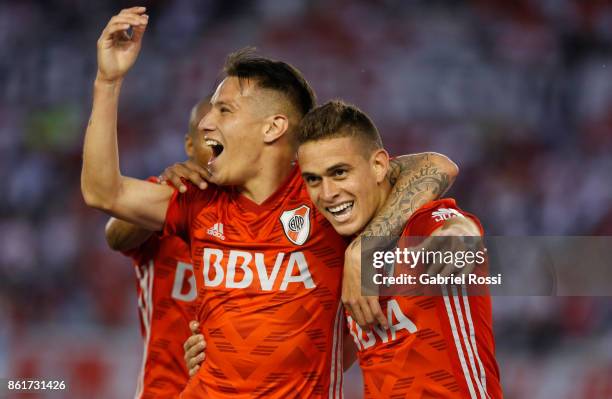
[207,222,226,240]
[431,208,465,223]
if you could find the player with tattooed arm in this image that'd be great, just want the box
[297,101,503,398]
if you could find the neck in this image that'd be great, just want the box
[239,146,296,204]
[373,179,393,217]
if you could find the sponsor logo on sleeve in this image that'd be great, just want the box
[431,208,465,222]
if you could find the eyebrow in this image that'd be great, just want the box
[325,163,352,174]
[213,99,239,109]
[301,163,352,179]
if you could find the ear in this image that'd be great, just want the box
[371,148,390,184]
[262,114,290,144]
[184,134,194,158]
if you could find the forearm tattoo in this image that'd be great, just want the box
[360,154,452,238]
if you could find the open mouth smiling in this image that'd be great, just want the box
[326,201,354,221]
[205,138,224,162]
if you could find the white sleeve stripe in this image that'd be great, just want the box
[147,261,154,331]
[451,285,487,399]
[460,286,490,398]
[442,286,478,399]
[134,261,154,399]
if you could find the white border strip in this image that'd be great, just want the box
[134,261,154,399]
[460,287,490,398]
[451,286,487,399]
[442,286,478,399]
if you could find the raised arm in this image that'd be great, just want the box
[81,7,173,231]
[342,152,458,328]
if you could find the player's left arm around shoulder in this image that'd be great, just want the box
[359,152,458,238]
[341,152,457,330]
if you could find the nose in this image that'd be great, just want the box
[320,178,339,202]
[198,110,215,133]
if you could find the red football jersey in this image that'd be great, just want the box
[164,166,348,399]
[347,199,503,399]
[125,233,198,399]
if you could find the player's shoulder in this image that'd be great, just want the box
[182,180,219,198]
[404,198,482,235]
[174,181,228,212]
[417,198,460,213]
[406,198,460,224]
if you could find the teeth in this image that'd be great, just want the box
[328,202,353,213]
[205,139,221,146]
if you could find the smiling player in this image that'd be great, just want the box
[296,100,503,399]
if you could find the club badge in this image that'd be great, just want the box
[280,205,311,246]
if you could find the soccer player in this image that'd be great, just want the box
[81,8,458,397]
[296,100,503,398]
[104,98,211,398]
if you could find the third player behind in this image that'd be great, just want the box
[105,97,211,398]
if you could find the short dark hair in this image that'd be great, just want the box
[223,47,316,117]
[296,100,383,154]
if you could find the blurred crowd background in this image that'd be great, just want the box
[1,0,612,397]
